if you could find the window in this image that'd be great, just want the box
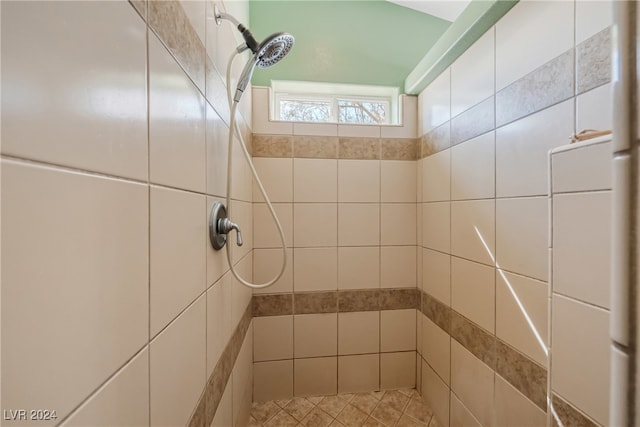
[271,81,399,125]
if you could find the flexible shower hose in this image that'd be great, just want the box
[223,49,287,289]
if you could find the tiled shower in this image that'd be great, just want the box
[1,1,636,427]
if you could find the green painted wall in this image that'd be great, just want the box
[248,0,451,91]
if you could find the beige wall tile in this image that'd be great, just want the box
[254,316,294,362]
[338,160,380,203]
[451,29,495,117]
[294,158,338,202]
[211,382,233,427]
[381,246,416,288]
[294,203,338,247]
[382,95,418,138]
[206,106,229,199]
[422,249,451,305]
[1,161,149,420]
[233,329,254,427]
[252,87,294,135]
[552,295,610,425]
[419,69,451,134]
[253,158,293,203]
[253,248,294,294]
[450,340,494,427]
[339,203,380,246]
[294,122,338,136]
[149,33,205,193]
[553,192,612,308]
[451,257,495,333]
[451,132,495,200]
[494,374,547,427]
[63,349,149,427]
[421,149,451,202]
[380,352,416,390]
[451,200,495,266]
[254,360,294,402]
[338,247,381,290]
[496,271,548,367]
[294,357,338,397]
[575,0,613,44]
[552,141,612,194]
[338,311,380,355]
[338,354,380,393]
[1,1,148,180]
[421,315,451,386]
[496,197,548,281]
[338,124,381,138]
[150,296,206,427]
[449,393,481,427]
[207,274,233,375]
[150,187,206,336]
[421,360,450,426]
[381,309,416,352]
[496,100,574,197]
[576,83,613,135]
[422,202,451,253]
[381,204,416,245]
[495,0,574,90]
[381,160,416,202]
[294,247,338,292]
[294,313,338,358]
[206,197,230,287]
[254,203,293,248]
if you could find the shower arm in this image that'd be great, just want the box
[214,6,260,54]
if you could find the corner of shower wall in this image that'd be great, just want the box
[415,1,614,426]
[249,85,422,402]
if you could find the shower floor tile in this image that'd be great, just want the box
[248,389,440,427]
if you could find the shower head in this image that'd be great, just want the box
[214,5,294,102]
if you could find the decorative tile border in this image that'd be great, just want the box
[188,301,253,427]
[496,49,574,127]
[253,288,421,316]
[338,137,380,160]
[577,28,612,95]
[451,96,495,146]
[419,290,548,413]
[550,394,599,427]
[252,135,418,160]
[495,339,547,411]
[148,0,206,92]
[420,123,450,159]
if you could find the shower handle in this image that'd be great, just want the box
[209,201,243,250]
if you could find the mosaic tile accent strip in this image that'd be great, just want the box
[338,137,380,160]
[249,389,439,427]
[186,301,252,427]
[577,27,612,94]
[420,123,451,159]
[450,96,495,146]
[148,0,206,92]
[253,294,294,317]
[496,49,574,127]
[294,291,338,314]
[253,135,294,158]
[293,136,339,159]
[495,339,547,411]
[381,138,419,160]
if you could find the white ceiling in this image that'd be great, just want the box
[387,0,471,22]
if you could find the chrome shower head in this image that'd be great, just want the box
[214,5,295,102]
[255,32,295,68]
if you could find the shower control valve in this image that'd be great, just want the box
[209,201,243,250]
